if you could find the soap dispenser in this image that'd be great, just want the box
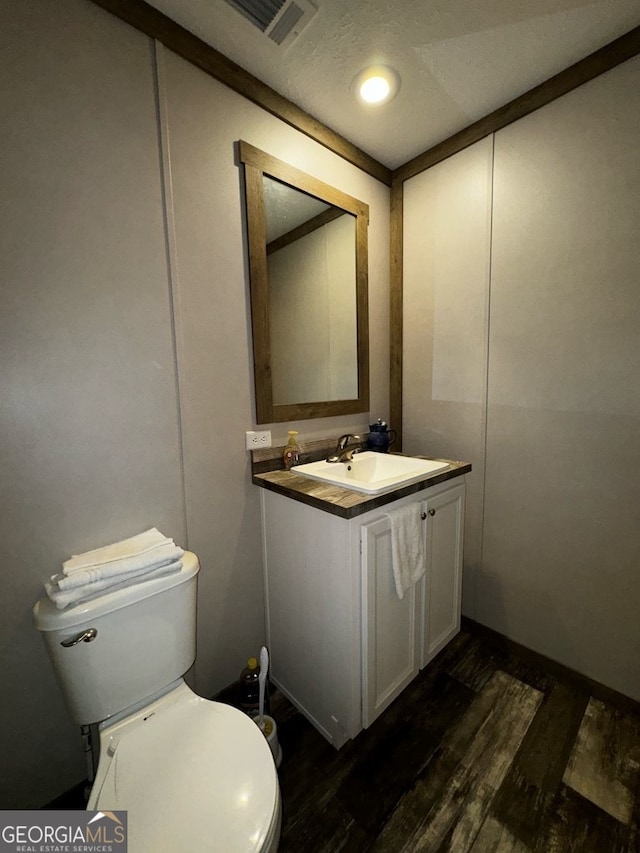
[283,430,300,469]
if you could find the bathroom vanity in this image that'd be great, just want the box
[253,447,470,749]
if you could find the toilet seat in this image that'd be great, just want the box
[88,682,280,852]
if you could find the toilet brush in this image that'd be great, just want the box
[256,645,282,767]
[258,645,269,726]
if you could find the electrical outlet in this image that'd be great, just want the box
[245,430,272,450]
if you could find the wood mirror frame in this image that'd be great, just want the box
[239,140,370,424]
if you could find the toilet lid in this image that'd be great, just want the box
[94,690,278,852]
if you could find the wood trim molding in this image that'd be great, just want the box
[389,179,404,450]
[394,25,640,183]
[462,617,640,715]
[88,0,392,186]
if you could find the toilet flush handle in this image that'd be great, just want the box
[60,628,98,647]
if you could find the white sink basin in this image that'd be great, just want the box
[291,451,450,495]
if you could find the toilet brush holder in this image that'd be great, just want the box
[257,715,282,769]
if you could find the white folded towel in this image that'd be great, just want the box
[385,503,425,600]
[44,528,185,610]
[63,527,172,574]
[45,559,183,610]
[57,543,184,589]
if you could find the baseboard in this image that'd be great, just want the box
[461,616,640,715]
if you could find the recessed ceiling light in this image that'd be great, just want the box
[353,65,400,106]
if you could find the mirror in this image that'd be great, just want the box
[265,177,358,406]
[239,141,370,424]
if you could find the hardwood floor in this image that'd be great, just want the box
[271,629,640,852]
[44,627,640,851]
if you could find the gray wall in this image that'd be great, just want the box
[403,136,493,615]
[403,56,640,700]
[0,0,390,807]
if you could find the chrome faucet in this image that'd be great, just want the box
[327,434,363,464]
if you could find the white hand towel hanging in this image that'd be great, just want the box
[385,503,425,600]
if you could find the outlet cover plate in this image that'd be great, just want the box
[246,430,272,450]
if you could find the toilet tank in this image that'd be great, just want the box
[33,552,200,725]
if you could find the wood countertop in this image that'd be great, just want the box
[252,439,471,519]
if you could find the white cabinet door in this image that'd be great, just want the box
[421,483,465,666]
[261,491,361,748]
[361,512,422,728]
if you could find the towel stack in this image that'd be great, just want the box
[45,528,184,610]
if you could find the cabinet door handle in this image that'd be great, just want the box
[421,511,427,520]
[428,508,436,516]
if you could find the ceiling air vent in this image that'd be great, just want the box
[224,0,317,48]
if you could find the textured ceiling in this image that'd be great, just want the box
[146,0,640,170]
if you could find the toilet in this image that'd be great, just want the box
[33,551,281,852]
